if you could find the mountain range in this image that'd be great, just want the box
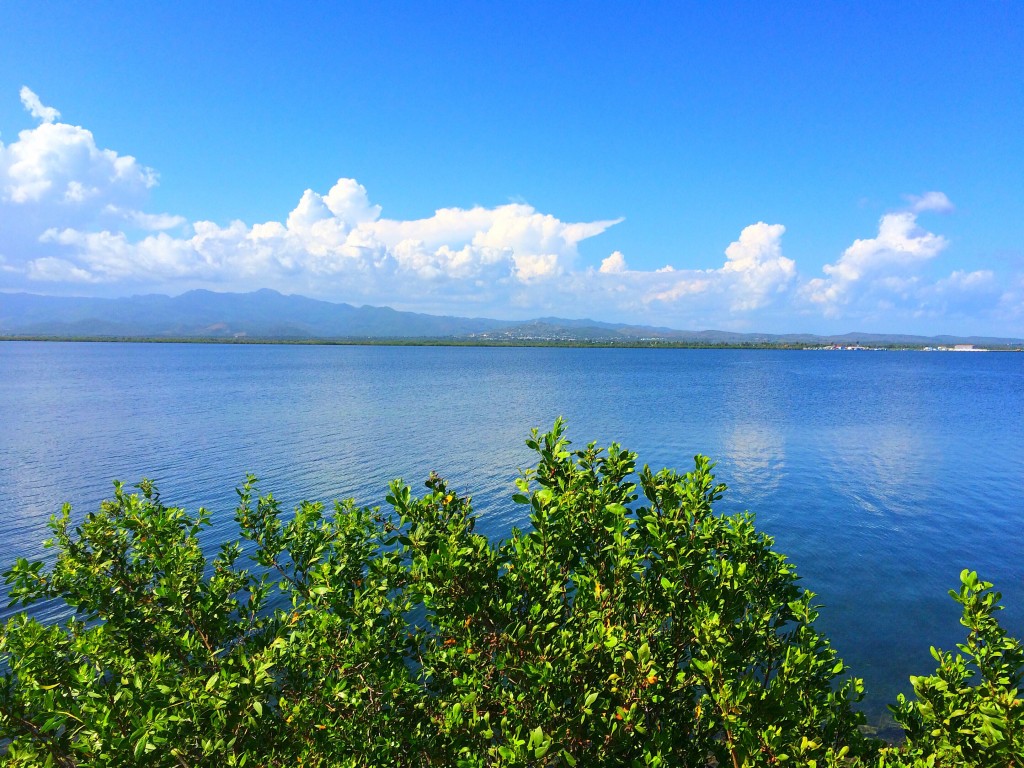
[1,289,1021,347]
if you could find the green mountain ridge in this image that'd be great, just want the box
[1,289,1021,346]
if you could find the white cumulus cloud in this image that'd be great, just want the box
[26,255,99,283]
[600,251,627,274]
[19,87,60,124]
[1,106,155,207]
[719,222,796,310]
[22,178,622,306]
[1,86,175,275]
[803,208,949,313]
[0,89,1017,334]
[905,190,954,213]
[640,222,796,312]
[0,91,623,305]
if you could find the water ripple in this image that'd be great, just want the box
[1,342,1021,721]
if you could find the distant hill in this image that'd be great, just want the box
[1,289,1022,347]
[0,289,511,339]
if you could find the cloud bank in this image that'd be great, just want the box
[0,89,1018,334]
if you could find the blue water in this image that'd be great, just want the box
[1,341,1022,725]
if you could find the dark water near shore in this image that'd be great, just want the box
[1,341,1022,725]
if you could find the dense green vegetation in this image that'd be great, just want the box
[1,422,1021,766]
[6,335,1024,351]
[2,335,818,348]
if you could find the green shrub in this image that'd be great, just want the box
[879,570,1023,767]
[1,421,1020,766]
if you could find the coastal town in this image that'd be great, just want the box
[813,343,999,351]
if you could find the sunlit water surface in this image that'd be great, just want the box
[1,341,1021,725]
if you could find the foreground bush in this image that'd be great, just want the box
[0,421,1020,766]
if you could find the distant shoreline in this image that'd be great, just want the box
[2,335,1022,351]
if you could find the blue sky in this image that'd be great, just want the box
[1,2,1022,335]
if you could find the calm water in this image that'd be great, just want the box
[1,341,1022,724]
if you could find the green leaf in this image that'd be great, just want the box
[6,420,1009,767]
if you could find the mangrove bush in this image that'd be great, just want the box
[1,421,1020,766]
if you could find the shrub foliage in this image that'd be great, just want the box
[1,421,1021,766]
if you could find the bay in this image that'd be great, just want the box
[1,340,1022,726]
